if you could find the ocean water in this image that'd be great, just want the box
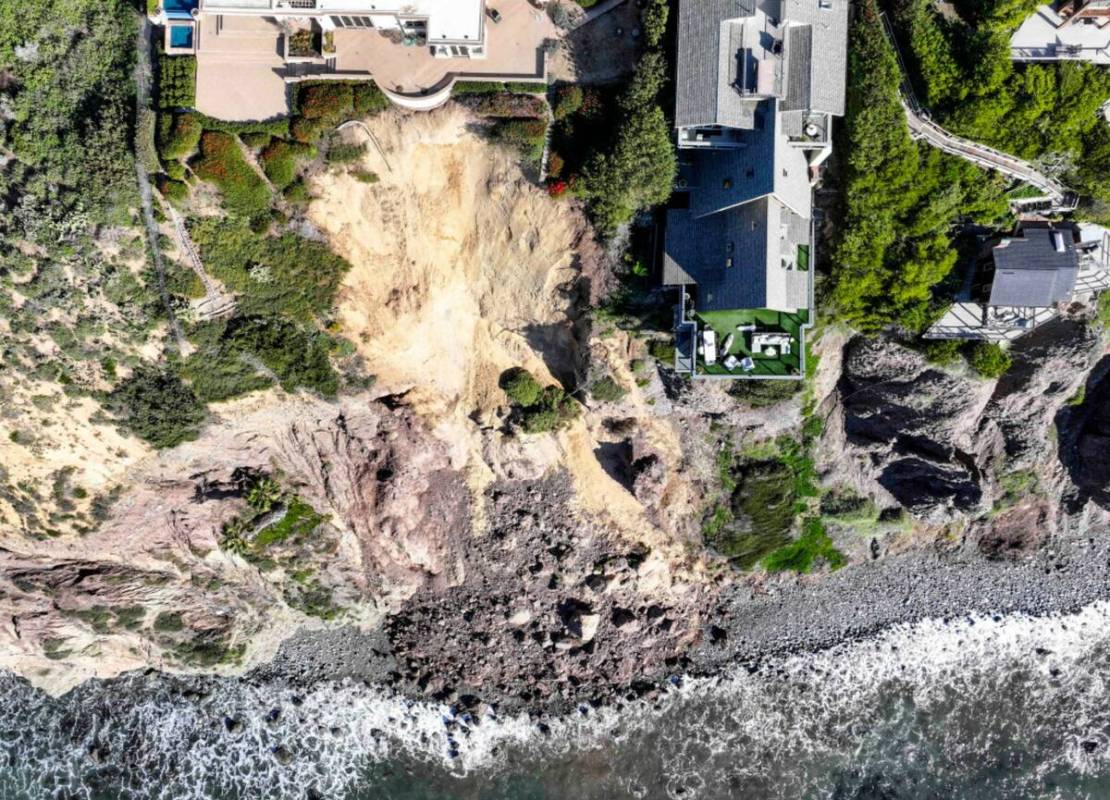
[5,603,1110,800]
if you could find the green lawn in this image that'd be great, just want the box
[696,308,809,378]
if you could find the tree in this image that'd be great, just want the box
[968,341,1012,378]
[500,367,542,407]
[109,367,206,448]
[641,0,669,48]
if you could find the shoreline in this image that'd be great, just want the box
[249,526,1110,717]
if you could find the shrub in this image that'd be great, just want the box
[521,385,580,433]
[641,0,669,47]
[291,115,327,143]
[353,168,379,183]
[500,367,542,407]
[157,55,196,110]
[260,139,315,189]
[240,131,273,150]
[499,368,579,433]
[192,131,272,218]
[452,81,506,95]
[327,140,366,164]
[189,219,351,320]
[491,118,547,163]
[298,82,353,120]
[108,366,205,448]
[547,151,565,178]
[183,315,338,400]
[353,81,389,114]
[162,159,187,180]
[153,611,184,632]
[589,375,627,403]
[224,315,338,396]
[553,85,583,121]
[918,338,963,365]
[504,81,547,94]
[284,180,310,204]
[156,175,189,203]
[762,517,845,574]
[157,112,202,160]
[968,341,1012,378]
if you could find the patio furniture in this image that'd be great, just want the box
[740,356,755,372]
[487,8,502,23]
[722,332,735,353]
[736,324,757,333]
[723,354,739,370]
[751,332,792,356]
[702,329,718,365]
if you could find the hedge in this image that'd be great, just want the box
[453,80,547,96]
[157,55,196,110]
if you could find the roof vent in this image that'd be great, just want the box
[1052,230,1066,253]
[723,178,733,189]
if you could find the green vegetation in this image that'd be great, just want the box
[158,112,203,160]
[703,432,834,571]
[830,0,1009,333]
[290,80,388,143]
[260,139,316,189]
[589,375,627,403]
[762,517,846,574]
[191,132,272,218]
[0,0,138,217]
[968,341,1012,378]
[892,0,1110,212]
[326,139,367,165]
[581,51,676,233]
[153,611,185,633]
[189,219,350,321]
[254,497,328,549]
[501,367,542,406]
[995,467,1038,511]
[157,56,196,110]
[552,85,584,121]
[453,80,547,95]
[490,118,547,165]
[640,0,669,48]
[499,368,580,434]
[108,367,206,448]
[188,315,339,397]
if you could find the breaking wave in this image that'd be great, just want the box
[6,602,1110,799]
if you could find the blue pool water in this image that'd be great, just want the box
[170,25,193,48]
[164,0,197,17]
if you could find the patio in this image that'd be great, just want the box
[195,14,288,121]
[332,0,555,94]
[695,308,809,378]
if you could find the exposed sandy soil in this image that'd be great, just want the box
[311,106,584,424]
[307,107,688,550]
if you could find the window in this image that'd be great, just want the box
[819,0,832,8]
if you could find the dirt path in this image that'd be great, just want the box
[133,16,187,352]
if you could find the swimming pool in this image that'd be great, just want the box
[163,0,197,18]
[169,24,193,48]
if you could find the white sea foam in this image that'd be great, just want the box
[5,601,1110,799]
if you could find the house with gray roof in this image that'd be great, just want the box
[925,222,1110,341]
[665,0,849,380]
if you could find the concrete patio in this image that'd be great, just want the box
[195,14,288,121]
[332,0,555,94]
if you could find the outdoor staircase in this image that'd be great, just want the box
[880,13,1078,214]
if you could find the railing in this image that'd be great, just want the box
[880,13,1078,212]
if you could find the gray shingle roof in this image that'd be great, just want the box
[675,0,759,129]
[988,227,1080,307]
[781,24,812,112]
[781,0,849,115]
[663,199,772,311]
